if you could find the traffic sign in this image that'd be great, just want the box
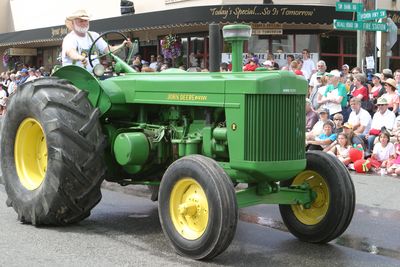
[357,9,386,21]
[334,20,363,31]
[333,20,388,32]
[363,21,388,32]
[336,2,363,12]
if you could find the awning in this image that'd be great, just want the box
[0,4,354,47]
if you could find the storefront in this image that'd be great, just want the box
[0,4,398,71]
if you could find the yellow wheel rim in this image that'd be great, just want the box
[169,178,209,240]
[15,118,47,191]
[291,170,330,225]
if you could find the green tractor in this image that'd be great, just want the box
[0,25,355,260]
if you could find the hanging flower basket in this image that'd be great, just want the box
[2,50,20,70]
[2,50,9,68]
[160,34,182,60]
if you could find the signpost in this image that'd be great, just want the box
[334,20,388,32]
[335,2,363,12]
[357,9,386,21]
[334,1,390,69]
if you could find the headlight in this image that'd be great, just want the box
[93,64,105,77]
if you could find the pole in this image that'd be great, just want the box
[209,23,221,72]
[380,20,388,70]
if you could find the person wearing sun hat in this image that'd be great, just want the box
[381,78,399,114]
[62,9,132,72]
[366,97,396,153]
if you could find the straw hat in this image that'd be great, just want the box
[66,10,90,21]
[384,78,397,90]
[65,10,90,31]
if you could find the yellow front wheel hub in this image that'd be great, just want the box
[15,118,47,191]
[291,170,330,225]
[170,178,209,240]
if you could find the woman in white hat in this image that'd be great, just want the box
[62,9,131,72]
[381,78,399,114]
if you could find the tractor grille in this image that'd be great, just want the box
[244,94,305,161]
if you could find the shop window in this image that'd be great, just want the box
[248,35,268,54]
[343,57,357,69]
[343,36,357,54]
[189,37,205,68]
[272,35,294,53]
[320,36,340,54]
[295,35,318,53]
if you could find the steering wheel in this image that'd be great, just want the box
[88,31,130,68]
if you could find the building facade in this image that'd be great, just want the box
[0,0,399,72]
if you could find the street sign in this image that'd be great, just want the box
[334,20,363,31]
[336,2,363,13]
[363,21,388,32]
[333,20,388,32]
[357,9,387,21]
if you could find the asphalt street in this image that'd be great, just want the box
[1,182,400,266]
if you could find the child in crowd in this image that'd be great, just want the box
[327,132,352,166]
[386,132,400,176]
[369,132,395,171]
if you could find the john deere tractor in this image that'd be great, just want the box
[0,25,355,260]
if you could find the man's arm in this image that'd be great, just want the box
[65,48,87,65]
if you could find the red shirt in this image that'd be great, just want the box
[294,69,304,76]
[243,63,258,71]
[352,86,369,101]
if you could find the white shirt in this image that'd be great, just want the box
[0,89,7,106]
[62,31,108,72]
[348,108,372,135]
[301,58,315,80]
[373,142,395,161]
[370,109,396,130]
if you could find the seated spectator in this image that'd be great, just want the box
[387,132,400,176]
[381,78,399,114]
[333,113,344,133]
[366,97,396,153]
[243,58,258,71]
[370,73,385,102]
[306,98,318,132]
[326,132,352,166]
[306,108,332,141]
[352,73,369,102]
[306,120,337,151]
[347,97,371,138]
[369,132,395,171]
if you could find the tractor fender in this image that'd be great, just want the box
[52,65,111,115]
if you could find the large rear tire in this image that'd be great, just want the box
[0,77,106,225]
[279,151,355,243]
[158,155,238,260]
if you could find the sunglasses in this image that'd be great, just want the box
[377,104,387,106]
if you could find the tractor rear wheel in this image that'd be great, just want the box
[0,77,106,225]
[158,155,238,260]
[279,151,355,243]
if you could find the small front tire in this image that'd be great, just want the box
[158,155,238,260]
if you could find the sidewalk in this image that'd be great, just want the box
[350,172,400,211]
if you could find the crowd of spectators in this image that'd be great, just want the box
[305,63,400,177]
[0,65,49,114]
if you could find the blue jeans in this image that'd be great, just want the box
[367,135,377,153]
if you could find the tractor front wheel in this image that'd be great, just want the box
[0,77,106,225]
[279,151,355,243]
[158,155,238,260]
